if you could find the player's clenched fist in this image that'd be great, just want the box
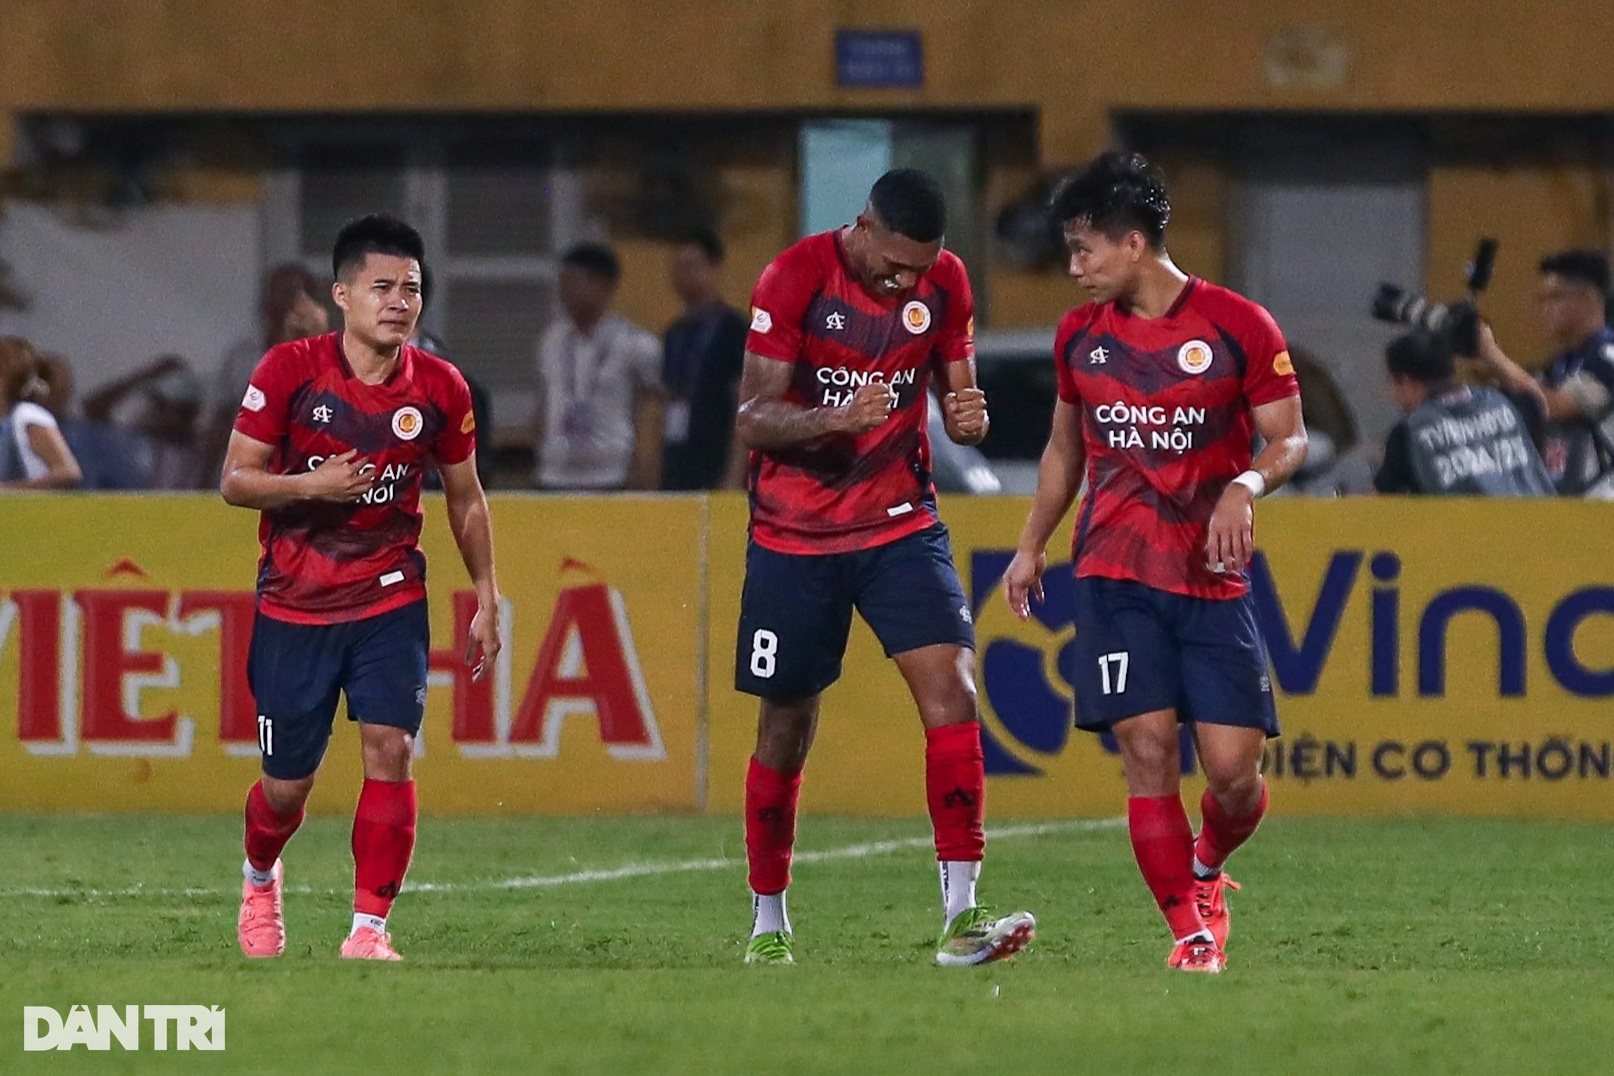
[304,449,377,502]
[836,381,897,434]
[944,387,989,443]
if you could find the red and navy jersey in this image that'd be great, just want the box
[744,229,974,555]
[233,332,477,625]
[1055,278,1299,599]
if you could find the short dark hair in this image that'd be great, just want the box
[560,242,622,285]
[868,168,947,243]
[1386,330,1454,384]
[1050,151,1172,248]
[1540,249,1611,295]
[678,229,725,264]
[332,214,426,280]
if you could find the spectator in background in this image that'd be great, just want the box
[412,265,494,486]
[1473,250,1614,495]
[0,336,83,490]
[83,354,208,489]
[533,243,664,490]
[1374,330,1551,496]
[202,263,331,479]
[33,351,145,489]
[661,230,748,490]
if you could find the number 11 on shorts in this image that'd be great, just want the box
[1098,651,1129,695]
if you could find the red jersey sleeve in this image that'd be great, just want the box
[1235,299,1301,407]
[232,346,295,446]
[431,364,478,466]
[1053,308,1091,405]
[934,254,976,365]
[746,246,822,363]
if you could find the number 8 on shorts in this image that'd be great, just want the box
[750,629,778,679]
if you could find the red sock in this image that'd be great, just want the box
[925,722,986,861]
[352,778,418,919]
[1195,781,1269,873]
[745,757,801,895]
[1128,795,1205,940]
[243,780,304,873]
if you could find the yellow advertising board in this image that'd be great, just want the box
[708,496,1614,819]
[0,495,704,814]
[6,494,1614,818]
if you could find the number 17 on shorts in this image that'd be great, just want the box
[1097,651,1129,696]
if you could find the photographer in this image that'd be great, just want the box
[1471,250,1614,495]
[1374,330,1552,496]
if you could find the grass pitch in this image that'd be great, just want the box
[0,813,1609,1074]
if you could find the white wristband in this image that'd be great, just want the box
[1231,470,1266,498]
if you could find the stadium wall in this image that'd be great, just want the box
[3,494,1612,819]
[4,3,1614,349]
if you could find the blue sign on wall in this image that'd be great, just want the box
[835,30,924,88]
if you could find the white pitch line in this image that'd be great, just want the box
[0,817,1124,901]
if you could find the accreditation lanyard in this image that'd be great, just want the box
[562,321,621,411]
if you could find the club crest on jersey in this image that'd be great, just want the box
[312,404,333,424]
[1177,340,1214,375]
[902,301,932,335]
[392,406,424,441]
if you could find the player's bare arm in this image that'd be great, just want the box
[0,421,82,490]
[735,349,893,449]
[219,431,375,510]
[936,357,989,446]
[439,454,502,682]
[1005,398,1087,620]
[1204,395,1307,574]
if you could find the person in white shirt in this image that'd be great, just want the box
[0,336,82,490]
[533,243,665,490]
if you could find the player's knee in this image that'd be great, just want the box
[360,727,415,780]
[1205,763,1263,806]
[915,682,978,730]
[756,698,817,769]
[260,774,315,815]
[1117,732,1180,792]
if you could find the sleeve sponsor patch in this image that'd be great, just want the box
[1272,350,1295,377]
[750,307,773,334]
[242,385,267,412]
[460,411,477,434]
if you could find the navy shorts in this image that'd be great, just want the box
[1071,576,1279,736]
[735,523,975,700]
[247,600,430,780]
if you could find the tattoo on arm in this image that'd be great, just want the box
[734,351,845,449]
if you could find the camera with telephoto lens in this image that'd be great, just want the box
[1370,238,1498,357]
